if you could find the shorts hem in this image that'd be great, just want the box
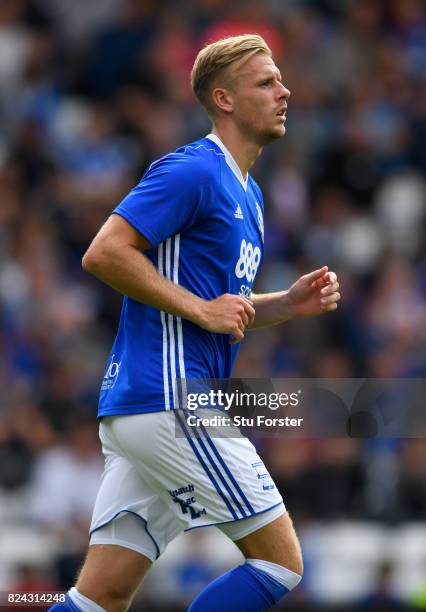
[88,537,157,563]
[183,501,286,538]
[89,509,160,559]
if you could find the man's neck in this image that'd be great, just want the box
[211,125,262,180]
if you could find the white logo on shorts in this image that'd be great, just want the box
[252,461,275,491]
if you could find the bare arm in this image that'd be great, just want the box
[82,214,255,342]
[249,290,292,329]
[250,267,341,329]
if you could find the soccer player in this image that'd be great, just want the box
[49,34,340,612]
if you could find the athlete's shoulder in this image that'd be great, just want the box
[145,137,221,187]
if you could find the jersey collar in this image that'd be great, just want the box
[206,133,248,192]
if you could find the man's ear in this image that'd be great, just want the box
[211,87,234,114]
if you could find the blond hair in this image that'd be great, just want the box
[191,34,272,115]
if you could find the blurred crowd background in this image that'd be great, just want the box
[0,0,425,610]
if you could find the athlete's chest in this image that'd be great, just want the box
[201,177,262,245]
[196,178,265,296]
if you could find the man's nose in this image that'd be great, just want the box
[279,83,291,99]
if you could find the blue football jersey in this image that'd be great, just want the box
[98,134,265,417]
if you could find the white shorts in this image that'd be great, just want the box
[90,411,285,561]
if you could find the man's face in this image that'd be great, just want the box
[220,53,290,145]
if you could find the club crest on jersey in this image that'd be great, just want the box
[234,204,244,219]
[255,202,264,242]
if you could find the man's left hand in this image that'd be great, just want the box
[286,266,341,318]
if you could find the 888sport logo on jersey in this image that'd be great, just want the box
[235,238,261,297]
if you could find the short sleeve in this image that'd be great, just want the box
[113,153,212,247]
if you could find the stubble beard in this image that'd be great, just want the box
[254,123,286,146]
[238,113,285,147]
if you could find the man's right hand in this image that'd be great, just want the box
[197,294,256,344]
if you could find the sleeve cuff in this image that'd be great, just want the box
[112,209,159,248]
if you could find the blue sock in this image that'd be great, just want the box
[188,562,291,611]
[48,594,81,611]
